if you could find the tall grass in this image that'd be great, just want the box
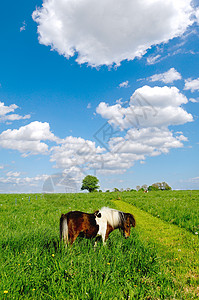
[0,193,182,299]
[113,190,199,234]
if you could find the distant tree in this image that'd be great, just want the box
[130,189,137,192]
[138,187,145,192]
[136,185,141,191]
[152,183,161,190]
[141,184,148,191]
[151,182,172,191]
[126,188,131,192]
[148,185,158,191]
[161,182,172,190]
[113,188,120,192]
[98,190,102,192]
[106,190,110,192]
[81,175,99,193]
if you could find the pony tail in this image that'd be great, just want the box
[60,214,68,243]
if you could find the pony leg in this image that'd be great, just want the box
[104,223,114,243]
[68,232,79,245]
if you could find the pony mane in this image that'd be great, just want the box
[98,207,122,229]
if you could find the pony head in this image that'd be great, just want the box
[123,213,136,238]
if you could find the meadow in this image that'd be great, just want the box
[116,190,199,234]
[0,191,198,299]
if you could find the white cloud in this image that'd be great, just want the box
[3,114,31,122]
[184,78,199,92]
[32,0,193,67]
[6,171,21,177]
[148,68,182,84]
[147,55,161,65]
[96,86,193,130]
[0,101,31,122]
[0,102,18,116]
[50,136,104,169]
[0,121,58,156]
[20,21,26,32]
[0,84,193,179]
[0,174,49,187]
[89,85,192,174]
[87,103,91,109]
[119,81,129,88]
[50,85,192,174]
[109,127,187,156]
[195,9,199,24]
[189,98,198,103]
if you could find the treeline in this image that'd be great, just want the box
[104,182,172,193]
[80,175,171,193]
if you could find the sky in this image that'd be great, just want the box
[0,0,199,193]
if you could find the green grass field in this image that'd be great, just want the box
[0,192,198,299]
[116,190,199,234]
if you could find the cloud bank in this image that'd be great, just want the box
[0,84,194,176]
[32,0,193,67]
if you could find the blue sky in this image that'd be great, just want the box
[0,0,199,193]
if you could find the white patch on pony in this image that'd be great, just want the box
[95,207,121,244]
[98,207,121,228]
[95,215,107,244]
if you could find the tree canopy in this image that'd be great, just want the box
[81,175,99,193]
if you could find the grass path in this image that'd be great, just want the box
[113,200,199,297]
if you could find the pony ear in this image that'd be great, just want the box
[94,210,101,218]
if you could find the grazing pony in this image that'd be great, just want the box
[60,207,136,246]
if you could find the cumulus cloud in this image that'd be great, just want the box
[50,126,189,175]
[50,136,104,169]
[89,85,192,173]
[32,0,193,67]
[96,86,193,130]
[184,78,199,92]
[0,121,58,156]
[148,68,182,84]
[109,127,187,156]
[50,85,192,175]
[0,85,193,177]
[0,101,31,122]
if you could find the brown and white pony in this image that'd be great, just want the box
[60,207,136,245]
